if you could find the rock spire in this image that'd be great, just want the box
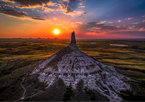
[71,31,76,44]
[69,31,78,50]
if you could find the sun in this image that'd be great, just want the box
[54,29,60,35]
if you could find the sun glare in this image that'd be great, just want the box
[54,29,60,35]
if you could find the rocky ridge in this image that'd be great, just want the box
[30,31,131,101]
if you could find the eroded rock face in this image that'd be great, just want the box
[30,32,131,101]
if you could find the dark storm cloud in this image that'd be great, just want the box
[66,7,73,13]
[0,6,27,17]
[4,0,50,7]
[0,6,46,20]
[32,16,46,20]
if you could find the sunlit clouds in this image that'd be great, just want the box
[97,21,106,24]
[107,21,113,24]
[133,22,138,24]
[125,18,133,20]
[118,20,122,23]
[0,0,145,39]
[139,27,145,31]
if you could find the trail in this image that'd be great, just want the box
[20,83,26,100]
[15,75,43,102]
[15,76,26,102]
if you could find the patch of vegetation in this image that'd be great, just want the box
[63,86,74,101]
[116,68,145,81]
[84,88,96,101]
[131,44,145,50]
[120,82,145,101]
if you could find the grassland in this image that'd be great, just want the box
[0,38,145,101]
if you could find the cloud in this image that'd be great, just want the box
[108,31,145,38]
[79,2,83,5]
[125,18,133,20]
[1,0,50,7]
[0,6,27,17]
[133,22,138,24]
[66,7,73,13]
[73,11,85,16]
[62,0,69,2]
[78,0,85,8]
[128,25,135,29]
[62,26,68,29]
[76,22,128,34]
[139,27,145,31]
[58,4,85,16]
[116,26,120,28]
[59,0,85,16]
[118,20,122,22]
[142,20,145,22]
[79,5,85,8]
[47,1,56,6]
[0,6,46,21]
[70,0,77,2]
[58,4,73,14]
[87,27,102,33]
[32,16,46,20]
[107,21,113,23]
[1,0,86,17]
[59,2,73,14]
[71,22,83,27]
[53,18,57,20]
[97,21,106,24]
[142,15,145,17]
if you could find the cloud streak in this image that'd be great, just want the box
[32,16,46,20]
[125,18,133,20]
[0,6,27,17]
[1,0,50,7]
[107,21,113,23]
[76,22,128,34]
[0,6,46,21]
[1,0,86,18]
[139,27,145,31]
[97,21,106,24]
[133,22,138,24]
[128,25,135,29]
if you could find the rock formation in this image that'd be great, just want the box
[29,31,131,101]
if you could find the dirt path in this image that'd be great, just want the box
[20,83,26,99]
[15,75,43,102]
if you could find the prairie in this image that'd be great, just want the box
[0,38,145,101]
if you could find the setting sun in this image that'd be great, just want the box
[54,29,60,35]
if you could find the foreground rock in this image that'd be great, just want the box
[24,32,132,101]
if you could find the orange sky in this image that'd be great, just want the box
[0,14,74,39]
[0,0,145,39]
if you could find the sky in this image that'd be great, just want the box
[0,0,145,39]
